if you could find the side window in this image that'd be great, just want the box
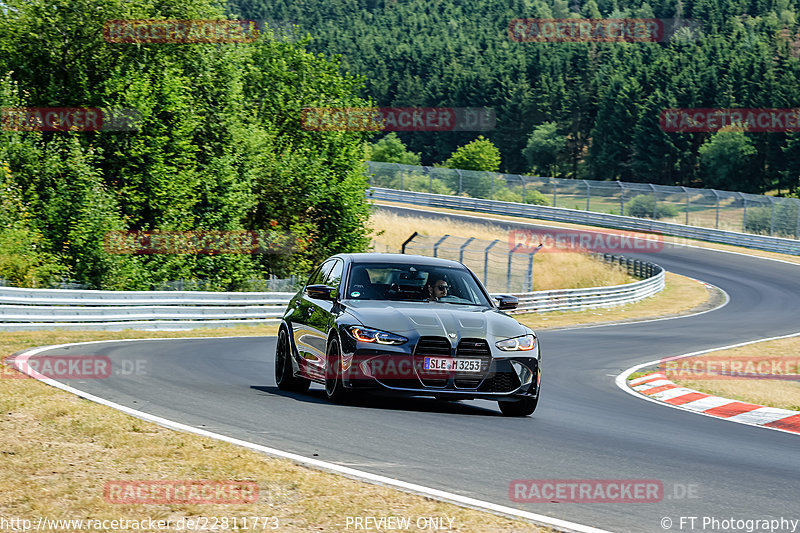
[306,261,333,287]
[324,260,344,291]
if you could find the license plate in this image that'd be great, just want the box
[423,357,482,372]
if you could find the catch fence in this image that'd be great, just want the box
[368,161,800,239]
[402,232,663,300]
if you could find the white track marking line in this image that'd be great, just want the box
[12,338,612,533]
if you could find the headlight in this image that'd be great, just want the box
[496,334,536,351]
[348,326,408,345]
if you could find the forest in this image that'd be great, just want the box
[0,0,373,289]
[2,0,800,289]
[231,0,800,192]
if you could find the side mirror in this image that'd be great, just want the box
[495,294,518,310]
[306,284,337,301]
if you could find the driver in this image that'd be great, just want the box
[426,277,450,301]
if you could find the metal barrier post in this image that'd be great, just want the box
[649,183,657,219]
[459,237,475,264]
[433,234,450,258]
[682,186,690,225]
[796,200,800,238]
[401,232,419,254]
[484,239,499,286]
[425,166,432,194]
[396,163,403,190]
[526,250,534,292]
[769,197,776,236]
[741,193,748,232]
[584,180,591,211]
[507,243,522,292]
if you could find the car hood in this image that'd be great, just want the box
[342,300,531,340]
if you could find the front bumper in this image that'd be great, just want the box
[341,338,540,400]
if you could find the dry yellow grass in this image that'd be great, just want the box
[669,336,800,411]
[372,201,800,267]
[369,209,512,251]
[0,329,546,533]
[516,272,713,330]
[369,210,634,291]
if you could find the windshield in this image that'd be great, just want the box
[345,262,492,306]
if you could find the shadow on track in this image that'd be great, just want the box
[250,385,502,416]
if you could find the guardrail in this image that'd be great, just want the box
[369,187,800,256]
[0,286,294,331]
[0,286,293,306]
[509,254,665,314]
[0,253,664,329]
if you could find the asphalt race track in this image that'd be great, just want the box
[30,209,800,533]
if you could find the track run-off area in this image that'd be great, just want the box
[16,206,800,533]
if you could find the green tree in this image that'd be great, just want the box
[366,133,422,165]
[0,0,374,288]
[782,132,800,195]
[582,0,602,18]
[630,89,689,185]
[625,194,680,220]
[441,136,501,172]
[522,122,566,176]
[698,129,759,193]
[587,75,641,181]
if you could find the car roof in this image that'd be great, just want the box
[333,253,467,269]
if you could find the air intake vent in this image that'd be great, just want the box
[454,338,490,389]
[414,336,451,387]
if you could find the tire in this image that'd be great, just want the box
[324,337,349,403]
[498,395,538,417]
[275,328,310,393]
